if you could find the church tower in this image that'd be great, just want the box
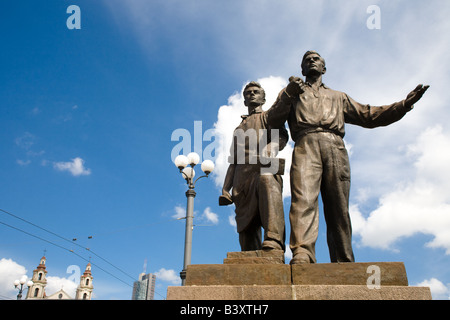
[75,263,93,300]
[26,256,48,299]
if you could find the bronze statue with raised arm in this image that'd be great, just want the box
[270,50,429,264]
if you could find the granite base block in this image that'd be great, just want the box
[185,264,291,286]
[167,285,431,300]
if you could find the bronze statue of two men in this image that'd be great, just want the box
[220,50,429,264]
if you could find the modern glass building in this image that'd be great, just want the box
[131,273,156,300]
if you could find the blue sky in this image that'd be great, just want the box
[1,0,450,300]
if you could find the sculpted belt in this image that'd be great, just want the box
[292,126,343,142]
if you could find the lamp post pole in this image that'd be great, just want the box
[174,153,214,286]
[181,187,195,285]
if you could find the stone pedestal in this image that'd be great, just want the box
[166,250,432,300]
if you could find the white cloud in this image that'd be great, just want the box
[0,258,28,299]
[202,207,219,225]
[174,205,219,226]
[172,205,186,219]
[285,246,293,262]
[351,125,450,254]
[53,157,91,176]
[0,259,82,300]
[15,132,35,150]
[46,276,78,298]
[174,206,219,225]
[154,268,181,285]
[16,159,31,166]
[415,278,450,300]
[228,213,237,228]
[0,259,98,300]
[31,107,41,115]
[105,1,369,78]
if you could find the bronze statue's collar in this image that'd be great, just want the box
[305,81,329,89]
[242,107,263,119]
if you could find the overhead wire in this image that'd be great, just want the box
[74,216,183,238]
[0,208,136,281]
[0,294,15,300]
[0,220,133,288]
[0,208,171,299]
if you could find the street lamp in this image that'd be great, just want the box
[174,152,214,286]
[14,275,33,300]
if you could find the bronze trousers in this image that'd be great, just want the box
[289,131,355,262]
[238,174,286,252]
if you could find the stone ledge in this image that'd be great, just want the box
[185,261,408,287]
[224,250,285,265]
[225,250,284,259]
[185,264,291,286]
[292,262,408,286]
[166,285,432,300]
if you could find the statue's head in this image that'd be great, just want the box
[301,50,326,77]
[243,81,266,108]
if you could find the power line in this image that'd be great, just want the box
[0,294,14,300]
[76,217,181,238]
[0,208,170,299]
[0,220,133,288]
[0,208,136,282]
[0,218,167,299]
[0,220,75,254]
[85,247,136,282]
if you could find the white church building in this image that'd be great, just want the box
[26,256,94,300]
